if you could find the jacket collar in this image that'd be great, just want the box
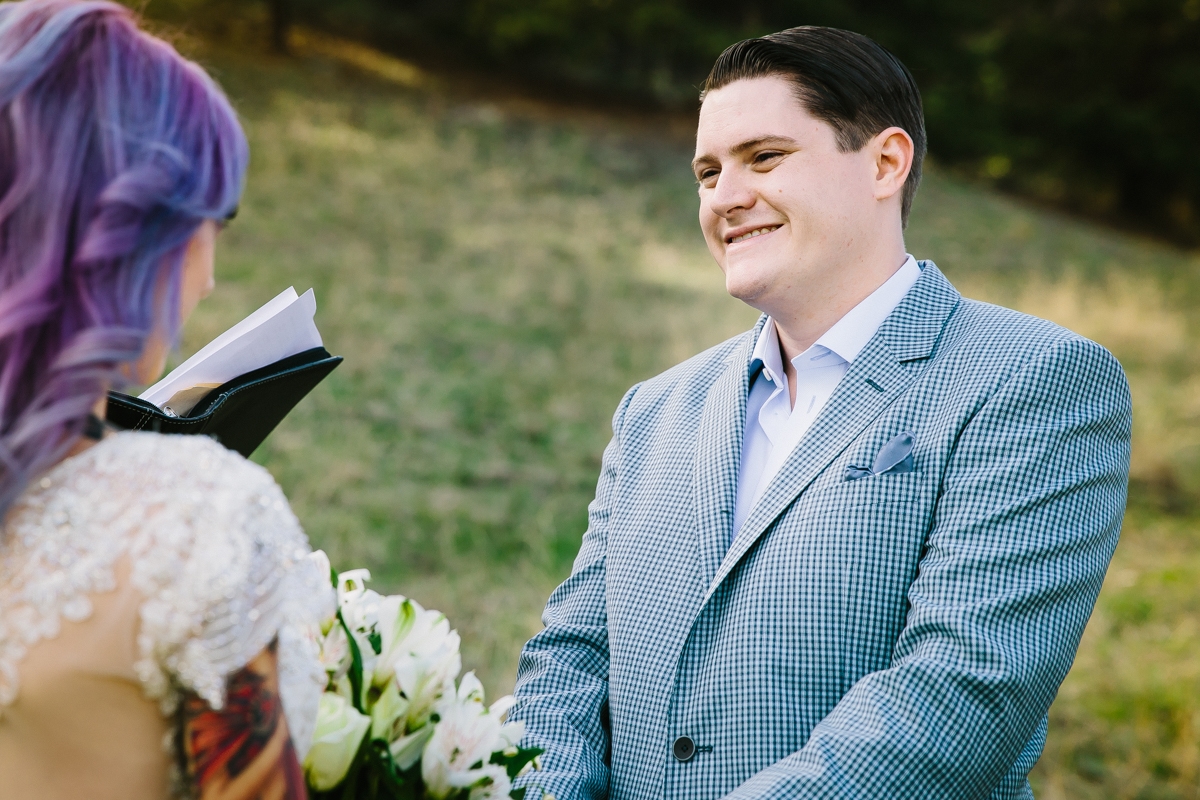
[875,260,959,363]
[696,261,961,602]
[690,314,768,586]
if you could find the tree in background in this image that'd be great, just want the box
[144,0,1200,245]
[268,0,290,53]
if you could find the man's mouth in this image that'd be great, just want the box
[727,225,781,244]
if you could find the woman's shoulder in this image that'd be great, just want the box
[49,430,296,536]
[95,434,330,712]
[83,430,302,555]
[0,431,322,714]
[84,430,281,497]
[6,431,295,572]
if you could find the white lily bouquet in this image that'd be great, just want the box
[304,555,545,800]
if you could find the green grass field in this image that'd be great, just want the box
[181,39,1200,799]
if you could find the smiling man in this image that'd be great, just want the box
[511,27,1132,800]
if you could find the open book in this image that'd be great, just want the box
[105,288,343,457]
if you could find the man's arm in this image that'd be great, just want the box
[511,384,641,800]
[727,337,1132,800]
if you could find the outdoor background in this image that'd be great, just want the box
[139,2,1200,797]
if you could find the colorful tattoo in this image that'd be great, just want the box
[180,641,307,799]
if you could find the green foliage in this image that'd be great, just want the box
[142,0,1200,243]
[491,747,544,781]
[182,41,1200,798]
[339,607,367,713]
[308,737,412,800]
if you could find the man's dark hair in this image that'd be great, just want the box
[703,27,926,227]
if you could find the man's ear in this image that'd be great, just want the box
[872,126,914,202]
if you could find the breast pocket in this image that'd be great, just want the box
[797,469,932,518]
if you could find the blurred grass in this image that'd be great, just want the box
[179,40,1200,799]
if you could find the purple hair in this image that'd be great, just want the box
[0,0,248,519]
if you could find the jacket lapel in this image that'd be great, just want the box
[703,263,961,602]
[691,316,767,589]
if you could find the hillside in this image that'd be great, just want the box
[184,39,1200,799]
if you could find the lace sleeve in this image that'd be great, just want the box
[124,434,335,759]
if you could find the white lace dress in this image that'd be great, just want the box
[0,431,335,799]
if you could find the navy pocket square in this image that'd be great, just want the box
[845,432,915,481]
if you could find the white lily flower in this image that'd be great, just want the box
[307,567,525,797]
[342,588,383,635]
[450,673,524,748]
[337,569,372,607]
[370,680,410,743]
[420,696,507,799]
[489,694,516,722]
[335,570,386,687]
[304,693,370,791]
[308,551,339,636]
[397,638,460,727]
[454,670,486,706]
[498,720,526,750]
[308,549,333,584]
[349,597,384,684]
[389,723,436,770]
[371,595,415,688]
[383,601,462,727]
[316,623,351,680]
[467,764,513,800]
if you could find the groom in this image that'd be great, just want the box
[511,27,1131,800]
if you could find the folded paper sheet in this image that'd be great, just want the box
[140,287,324,413]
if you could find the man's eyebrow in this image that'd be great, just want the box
[731,135,799,155]
[692,135,800,171]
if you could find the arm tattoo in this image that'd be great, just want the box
[180,640,307,799]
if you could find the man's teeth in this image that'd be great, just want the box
[730,226,780,244]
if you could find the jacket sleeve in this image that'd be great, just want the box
[511,384,641,800]
[725,337,1132,800]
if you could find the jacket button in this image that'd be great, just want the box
[672,736,696,762]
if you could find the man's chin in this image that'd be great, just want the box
[723,270,771,308]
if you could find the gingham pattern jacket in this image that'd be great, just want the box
[511,263,1132,800]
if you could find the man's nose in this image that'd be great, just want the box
[708,169,756,218]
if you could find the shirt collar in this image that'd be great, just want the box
[750,254,922,378]
[751,317,786,383]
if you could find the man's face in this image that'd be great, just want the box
[693,76,881,313]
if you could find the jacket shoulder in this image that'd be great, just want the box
[946,298,1109,358]
[938,298,1127,398]
[616,326,756,431]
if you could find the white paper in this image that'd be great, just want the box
[141,287,324,408]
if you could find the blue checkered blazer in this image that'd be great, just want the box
[511,263,1132,799]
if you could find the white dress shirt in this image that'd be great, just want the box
[732,256,923,539]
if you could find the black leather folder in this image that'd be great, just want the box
[105,347,343,457]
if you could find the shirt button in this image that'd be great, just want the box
[672,736,696,762]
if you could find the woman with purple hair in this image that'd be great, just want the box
[0,3,334,798]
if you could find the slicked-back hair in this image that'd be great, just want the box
[703,27,926,227]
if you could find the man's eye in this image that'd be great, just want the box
[697,169,719,184]
[753,151,783,165]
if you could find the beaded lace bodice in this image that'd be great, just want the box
[0,432,335,766]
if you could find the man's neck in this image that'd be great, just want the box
[773,247,909,408]
[773,247,908,358]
